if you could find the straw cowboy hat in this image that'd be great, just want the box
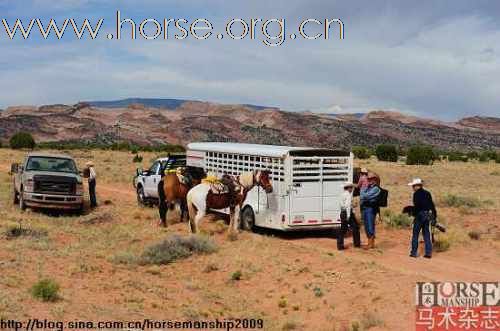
[360,168,368,173]
[85,161,94,167]
[408,178,424,186]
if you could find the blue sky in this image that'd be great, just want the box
[0,0,499,120]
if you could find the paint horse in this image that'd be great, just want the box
[186,170,273,234]
[160,167,202,226]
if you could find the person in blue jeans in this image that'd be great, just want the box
[408,178,436,258]
[360,173,381,249]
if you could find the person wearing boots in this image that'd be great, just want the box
[360,173,381,249]
[408,178,436,258]
[85,161,97,208]
[158,168,167,227]
[337,183,361,250]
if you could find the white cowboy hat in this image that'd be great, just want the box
[85,161,94,167]
[343,182,355,188]
[360,168,368,173]
[408,178,424,186]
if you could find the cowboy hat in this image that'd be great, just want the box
[408,178,424,186]
[360,168,368,173]
[343,182,355,188]
[85,161,94,167]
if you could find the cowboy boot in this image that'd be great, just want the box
[363,237,372,250]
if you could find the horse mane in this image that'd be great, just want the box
[239,172,254,189]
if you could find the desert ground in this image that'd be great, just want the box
[0,148,499,331]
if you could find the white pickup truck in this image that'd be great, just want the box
[133,155,186,205]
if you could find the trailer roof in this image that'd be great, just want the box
[187,142,350,158]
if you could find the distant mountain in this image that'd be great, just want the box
[87,98,187,109]
[86,98,276,112]
[0,102,499,150]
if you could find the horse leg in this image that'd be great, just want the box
[232,205,241,233]
[180,199,187,222]
[228,205,241,235]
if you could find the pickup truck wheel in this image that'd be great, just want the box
[13,188,19,204]
[19,190,26,211]
[137,186,146,206]
[240,206,256,232]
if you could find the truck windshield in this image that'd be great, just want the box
[26,157,78,174]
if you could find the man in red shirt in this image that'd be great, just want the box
[357,168,369,189]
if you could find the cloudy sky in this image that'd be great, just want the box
[0,0,499,120]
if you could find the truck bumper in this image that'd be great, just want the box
[23,192,84,210]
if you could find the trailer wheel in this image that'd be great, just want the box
[240,206,255,232]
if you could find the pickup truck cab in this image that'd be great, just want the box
[133,155,186,205]
[11,153,84,212]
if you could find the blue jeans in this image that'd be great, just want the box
[362,207,376,238]
[411,211,432,256]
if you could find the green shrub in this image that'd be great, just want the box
[496,153,500,164]
[441,194,481,208]
[468,231,481,240]
[383,211,413,228]
[360,311,384,329]
[434,237,451,252]
[352,146,371,159]
[485,150,498,160]
[10,132,36,149]
[313,286,324,297]
[479,152,490,162]
[375,144,398,162]
[110,251,138,265]
[132,154,143,163]
[4,224,48,240]
[31,278,60,302]
[406,145,436,165]
[139,235,217,265]
[231,270,242,281]
[466,151,479,160]
[448,151,468,162]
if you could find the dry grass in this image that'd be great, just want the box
[0,149,498,330]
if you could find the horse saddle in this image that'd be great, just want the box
[203,174,237,195]
[175,167,192,186]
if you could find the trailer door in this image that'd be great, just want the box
[288,156,351,226]
[321,157,351,224]
[288,157,323,226]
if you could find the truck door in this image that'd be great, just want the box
[144,161,161,198]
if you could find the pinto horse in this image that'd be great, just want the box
[160,167,202,226]
[186,170,273,234]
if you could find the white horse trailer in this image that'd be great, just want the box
[186,142,353,231]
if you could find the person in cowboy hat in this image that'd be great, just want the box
[337,182,361,250]
[157,167,168,227]
[357,168,370,190]
[360,172,381,249]
[408,178,437,258]
[85,161,97,208]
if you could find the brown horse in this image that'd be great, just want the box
[160,168,201,226]
[186,170,273,234]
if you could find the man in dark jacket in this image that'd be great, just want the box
[408,178,436,258]
[158,169,167,227]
